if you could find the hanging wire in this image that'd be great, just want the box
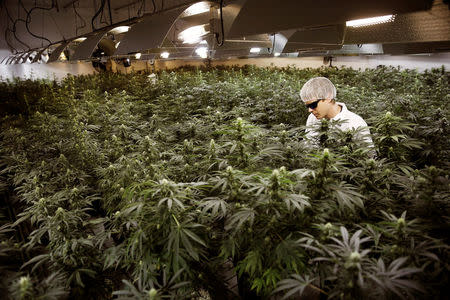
[91,0,107,31]
[0,1,17,53]
[5,2,30,50]
[270,33,276,54]
[215,0,225,46]
[99,0,109,27]
[107,0,113,25]
[4,28,18,54]
[151,0,157,13]
[73,1,86,36]
[137,0,146,17]
[25,0,54,46]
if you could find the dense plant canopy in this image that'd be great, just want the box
[0,65,449,299]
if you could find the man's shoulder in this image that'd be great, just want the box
[306,113,318,125]
[343,109,368,127]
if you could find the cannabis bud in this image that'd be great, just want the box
[18,276,31,297]
[323,148,330,158]
[385,111,392,118]
[148,288,158,299]
[345,251,361,269]
[397,217,406,229]
[324,222,333,230]
[349,251,360,262]
[272,169,280,178]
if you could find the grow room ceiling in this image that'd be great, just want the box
[0,0,449,63]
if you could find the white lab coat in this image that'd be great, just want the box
[305,102,373,147]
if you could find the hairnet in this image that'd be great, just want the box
[300,77,336,103]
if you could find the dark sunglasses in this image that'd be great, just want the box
[305,99,324,109]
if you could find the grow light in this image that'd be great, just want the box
[250,48,261,53]
[74,37,86,42]
[346,15,395,27]
[184,2,210,16]
[42,53,49,63]
[115,41,121,48]
[195,47,208,58]
[179,25,208,44]
[274,52,281,57]
[110,26,130,34]
[59,52,67,61]
[135,53,142,59]
[160,52,170,59]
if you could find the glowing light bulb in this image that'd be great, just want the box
[184,2,209,16]
[195,47,208,58]
[346,15,395,27]
[179,25,208,44]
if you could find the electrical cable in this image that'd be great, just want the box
[137,0,145,17]
[4,3,30,50]
[91,0,106,31]
[215,0,225,47]
[99,0,109,27]
[25,0,54,46]
[0,2,17,53]
[151,0,157,13]
[4,28,18,54]
[271,33,276,54]
[73,1,86,36]
[107,0,113,25]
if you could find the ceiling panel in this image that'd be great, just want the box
[227,0,433,37]
[345,2,450,44]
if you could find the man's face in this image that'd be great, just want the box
[305,98,332,119]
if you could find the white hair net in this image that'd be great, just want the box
[300,77,336,103]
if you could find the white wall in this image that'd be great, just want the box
[332,53,450,72]
[0,61,97,81]
[1,53,449,81]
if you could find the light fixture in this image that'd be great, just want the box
[199,40,208,45]
[115,41,121,48]
[160,52,170,59]
[195,47,208,58]
[184,2,210,16]
[178,25,208,44]
[59,52,67,61]
[135,52,142,59]
[123,58,131,67]
[274,52,281,57]
[250,48,261,54]
[110,26,131,34]
[346,15,395,27]
[74,37,87,42]
[42,53,49,63]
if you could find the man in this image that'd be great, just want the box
[300,77,373,147]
